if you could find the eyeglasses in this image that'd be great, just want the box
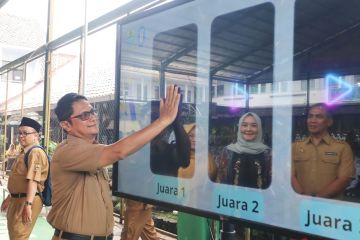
[69,108,97,121]
[18,131,37,136]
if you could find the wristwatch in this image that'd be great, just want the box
[24,201,33,206]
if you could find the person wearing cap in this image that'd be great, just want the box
[1,117,49,240]
[47,85,180,240]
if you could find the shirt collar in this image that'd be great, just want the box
[23,142,39,153]
[67,134,98,144]
[322,133,333,145]
[305,133,332,145]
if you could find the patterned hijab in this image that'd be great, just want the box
[226,112,269,154]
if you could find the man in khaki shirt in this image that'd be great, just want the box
[47,85,180,240]
[292,103,355,199]
[1,117,49,240]
[121,199,158,240]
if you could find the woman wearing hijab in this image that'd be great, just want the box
[219,112,271,189]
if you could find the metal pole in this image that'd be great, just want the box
[245,81,250,111]
[220,221,236,240]
[244,227,251,240]
[306,53,311,111]
[160,63,165,98]
[21,64,26,117]
[43,0,54,149]
[2,73,9,174]
[78,0,88,95]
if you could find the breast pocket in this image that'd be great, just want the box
[320,155,340,177]
[293,155,310,175]
[322,155,340,164]
[13,159,27,175]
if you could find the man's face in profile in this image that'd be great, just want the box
[307,106,332,136]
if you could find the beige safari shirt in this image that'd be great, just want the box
[46,135,113,236]
[8,143,49,194]
[292,133,355,198]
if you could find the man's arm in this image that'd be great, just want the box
[170,120,190,168]
[291,142,304,194]
[317,142,354,198]
[99,85,180,167]
[291,174,304,194]
[316,177,352,198]
[22,179,38,224]
[1,195,11,212]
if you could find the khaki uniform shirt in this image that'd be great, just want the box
[8,143,48,194]
[292,133,355,198]
[125,199,152,210]
[47,135,113,236]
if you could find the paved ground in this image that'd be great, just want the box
[0,176,175,240]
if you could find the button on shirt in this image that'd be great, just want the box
[46,135,113,236]
[292,133,355,198]
[8,144,48,194]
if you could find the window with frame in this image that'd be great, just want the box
[1,61,24,83]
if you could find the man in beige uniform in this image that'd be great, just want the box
[47,85,180,240]
[121,199,158,240]
[1,117,49,240]
[292,103,355,199]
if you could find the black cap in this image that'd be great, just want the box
[19,117,41,133]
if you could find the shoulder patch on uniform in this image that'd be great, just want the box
[334,139,346,144]
[34,163,41,172]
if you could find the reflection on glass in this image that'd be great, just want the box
[148,24,198,177]
[216,112,271,189]
[209,3,274,188]
[292,104,355,199]
[148,101,191,177]
[178,124,217,180]
[292,0,360,202]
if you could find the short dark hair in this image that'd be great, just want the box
[309,103,333,119]
[55,93,87,121]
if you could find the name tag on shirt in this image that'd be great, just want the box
[324,152,338,156]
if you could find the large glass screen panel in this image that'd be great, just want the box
[118,17,199,201]
[291,0,360,239]
[150,24,198,178]
[116,0,208,209]
[292,0,360,202]
[209,3,274,191]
